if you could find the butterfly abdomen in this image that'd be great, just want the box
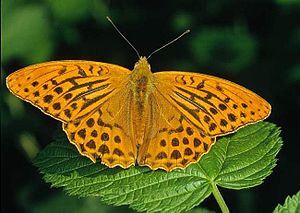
[135,76,149,112]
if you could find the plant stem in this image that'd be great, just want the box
[211,183,229,213]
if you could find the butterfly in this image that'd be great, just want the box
[6,57,271,171]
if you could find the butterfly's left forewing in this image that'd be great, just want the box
[7,61,137,168]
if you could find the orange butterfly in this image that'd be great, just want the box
[6,56,271,171]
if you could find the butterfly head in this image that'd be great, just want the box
[134,57,151,72]
[131,57,153,80]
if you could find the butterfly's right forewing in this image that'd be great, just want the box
[6,61,131,122]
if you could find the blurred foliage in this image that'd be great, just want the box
[288,65,300,83]
[3,4,54,63]
[276,0,300,5]
[171,11,193,32]
[191,27,257,73]
[18,132,40,160]
[45,0,92,23]
[2,0,300,212]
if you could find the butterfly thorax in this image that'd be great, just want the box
[130,57,154,113]
[130,57,155,143]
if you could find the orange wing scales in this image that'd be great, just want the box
[6,61,128,122]
[6,58,271,172]
[7,61,136,169]
[154,72,271,137]
[63,98,136,168]
[135,71,271,171]
[138,113,216,171]
[137,92,216,171]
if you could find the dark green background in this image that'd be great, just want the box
[2,0,300,212]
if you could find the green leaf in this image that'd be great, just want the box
[18,186,134,213]
[273,191,300,213]
[34,122,282,212]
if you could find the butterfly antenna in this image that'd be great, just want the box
[106,16,141,58]
[147,29,190,59]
